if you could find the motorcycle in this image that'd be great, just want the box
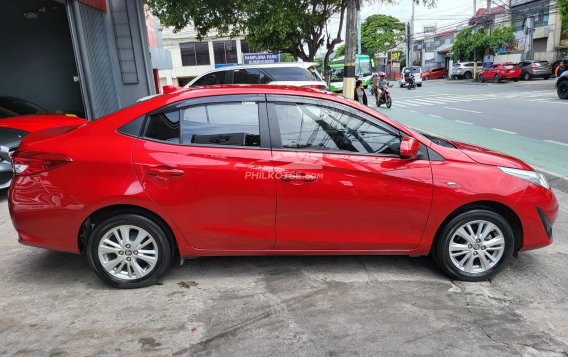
[405,75,416,90]
[375,84,392,108]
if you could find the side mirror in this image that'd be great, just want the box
[162,85,182,94]
[400,136,420,159]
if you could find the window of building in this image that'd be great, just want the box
[180,42,210,66]
[213,40,238,65]
[181,102,260,147]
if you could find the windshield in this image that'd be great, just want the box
[357,60,372,76]
[403,67,421,74]
[330,67,344,82]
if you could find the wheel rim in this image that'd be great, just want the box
[559,83,568,98]
[448,220,505,274]
[98,225,159,280]
[494,75,499,83]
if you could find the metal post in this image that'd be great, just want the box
[342,0,357,100]
[410,0,415,65]
[357,9,362,55]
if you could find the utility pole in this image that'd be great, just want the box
[343,0,358,100]
[524,15,535,60]
[357,10,362,55]
[409,0,415,66]
[473,0,476,16]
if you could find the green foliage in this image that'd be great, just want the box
[559,0,568,37]
[280,53,296,62]
[334,44,345,59]
[360,14,405,55]
[452,26,516,61]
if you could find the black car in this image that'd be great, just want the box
[0,128,27,189]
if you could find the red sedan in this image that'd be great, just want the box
[478,63,521,83]
[9,86,558,288]
[421,67,448,80]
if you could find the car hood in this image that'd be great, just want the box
[448,140,532,170]
[0,114,87,132]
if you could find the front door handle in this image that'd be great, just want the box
[145,165,184,178]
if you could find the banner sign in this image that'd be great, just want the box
[243,53,280,65]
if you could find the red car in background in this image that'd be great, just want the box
[9,85,557,288]
[478,63,521,83]
[421,67,448,80]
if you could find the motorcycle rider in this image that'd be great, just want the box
[403,69,415,87]
[377,73,387,100]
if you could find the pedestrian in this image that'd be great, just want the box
[354,80,368,105]
[556,62,566,77]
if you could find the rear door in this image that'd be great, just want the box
[133,94,276,250]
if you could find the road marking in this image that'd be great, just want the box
[396,101,421,107]
[537,100,568,105]
[455,120,473,125]
[410,99,435,105]
[429,114,442,118]
[544,140,568,147]
[533,166,568,180]
[492,128,517,134]
[443,107,482,114]
[409,110,418,113]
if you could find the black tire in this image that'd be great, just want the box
[479,74,484,83]
[86,214,173,288]
[386,96,392,108]
[513,77,519,82]
[558,80,568,99]
[493,74,500,83]
[524,72,531,81]
[400,84,404,88]
[424,76,429,80]
[432,209,515,281]
[464,71,472,80]
[417,83,422,87]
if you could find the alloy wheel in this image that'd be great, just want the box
[448,220,505,274]
[97,225,159,280]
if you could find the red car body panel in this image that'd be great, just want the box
[421,68,448,80]
[8,85,557,259]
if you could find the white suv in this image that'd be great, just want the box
[399,66,423,88]
[186,62,326,89]
[451,62,483,80]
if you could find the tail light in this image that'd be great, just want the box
[530,65,538,69]
[12,151,72,176]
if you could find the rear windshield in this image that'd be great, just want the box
[262,67,322,81]
[403,67,421,73]
[534,61,548,66]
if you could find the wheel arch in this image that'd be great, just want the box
[78,204,179,257]
[432,200,523,254]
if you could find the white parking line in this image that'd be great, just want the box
[492,128,517,134]
[544,140,568,147]
[455,120,473,125]
[537,100,568,105]
[429,114,442,118]
[443,107,482,114]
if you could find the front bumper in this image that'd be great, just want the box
[515,184,558,251]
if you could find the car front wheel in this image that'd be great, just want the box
[558,81,568,99]
[432,209,515,281]
[86,214,173,288]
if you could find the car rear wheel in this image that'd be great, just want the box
[479,74,484,83]
[432,209,515,281]
[464,72,472,80]
[86,214,173,288]
[558,81,568,99]
[494,74,501,83]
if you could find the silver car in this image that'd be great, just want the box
[451,62,483,80]
[0,128,26,189]
[518,60,552,81]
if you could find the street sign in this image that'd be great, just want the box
[243,53,280,65]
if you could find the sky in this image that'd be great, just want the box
[321,0,489,54]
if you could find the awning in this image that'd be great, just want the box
[436,43,452,54]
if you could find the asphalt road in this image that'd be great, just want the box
[1,187,568,356]
[373,78,568,177]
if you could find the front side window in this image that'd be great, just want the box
[181,102,261,147]
[263,67,315,81]
[273,103,400,155]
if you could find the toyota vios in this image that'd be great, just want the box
[9,86,558,288]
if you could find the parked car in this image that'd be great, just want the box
[517,60,551,81]
[0,128,26,189]
[399,66,423,87]
[0,99,87,189]
[451,62,482,80]
[421,67,448,80]
[9,85,558,288]
[185,62,327,90]
[0,96,50,115]
[478,63,521,83]
[556,70,568,99]
[551,58,568,77]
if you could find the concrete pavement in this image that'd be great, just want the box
[1,183,567,356]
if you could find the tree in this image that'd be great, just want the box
[146,0,436,83]
[452,26,516,62]
[360,14,405,56]
[486,26,516,54]
[559,0,568,37]
[334,44,345,59]
[280,53,296,62]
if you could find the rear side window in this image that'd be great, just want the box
[192,71,227,86]
[262,67,315,81]
[181,102,261,147]
[144,111,180,143]
[232,68,261,84]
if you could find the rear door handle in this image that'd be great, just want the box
[145,165,184,178]
[280,172,317,183]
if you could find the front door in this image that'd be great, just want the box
[267,96,433,251]
[133,95,276,250]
